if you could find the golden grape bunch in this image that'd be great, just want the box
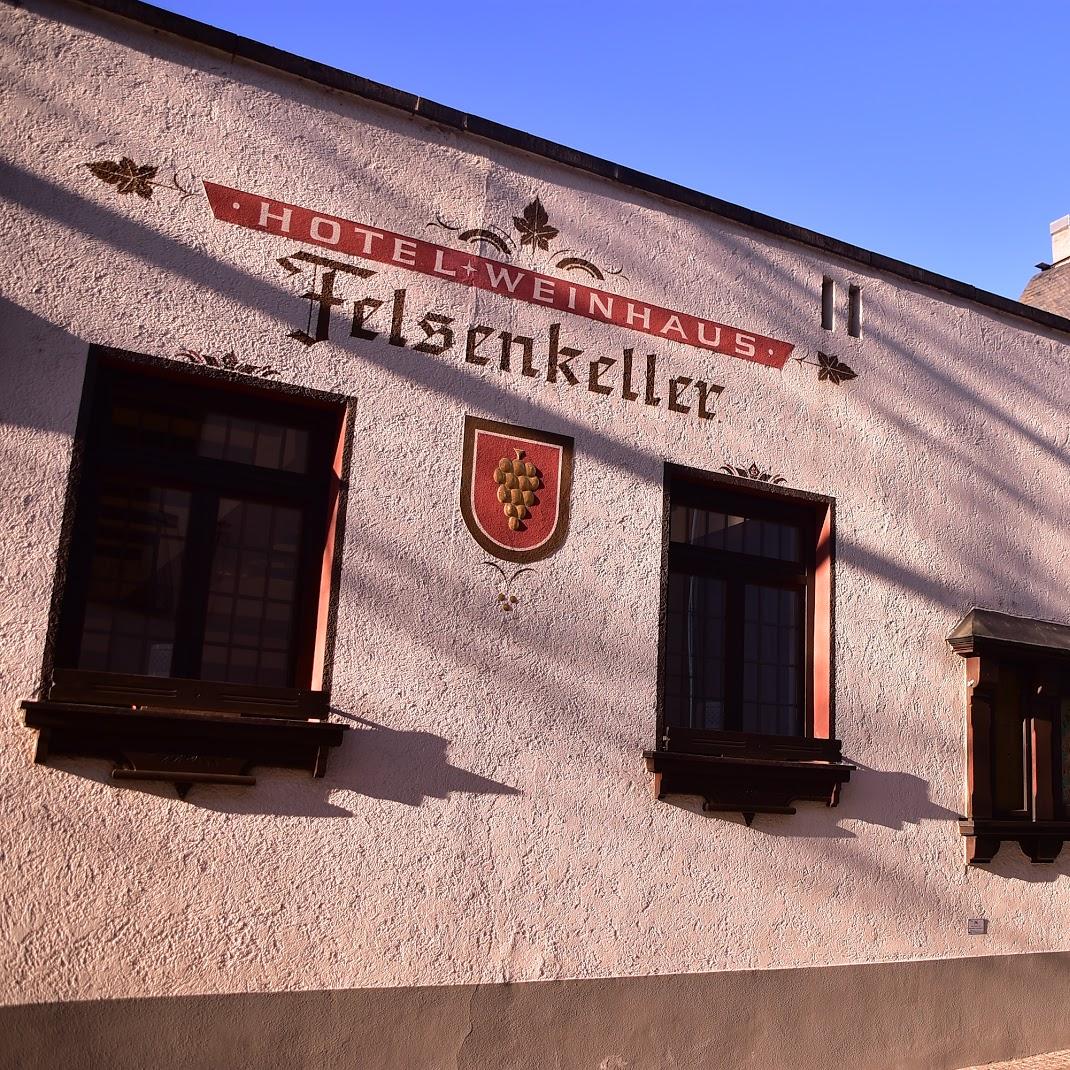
[493,449,541,531]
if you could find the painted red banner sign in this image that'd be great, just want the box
[203,181,793,369]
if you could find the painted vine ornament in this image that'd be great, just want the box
[720,463,786,484]
[177,348,280,378]
[483,562,537,613]
[84,157,195,200]
[429,195,625,282]
[513,198,559,251]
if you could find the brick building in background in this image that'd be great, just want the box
[1021,216,1070,317]
[2,2,1070,1067]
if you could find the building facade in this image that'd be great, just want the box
[2,2,1070,1067]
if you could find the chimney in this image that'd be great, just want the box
[1021,216,1070,316]
[1051,215,1070,265]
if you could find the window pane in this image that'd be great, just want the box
[992,664,1026,816]
[741,583,802,735]
[664,573,726,730]
[109,384,311,474]
[199,498,302,686]
[670,505,800,562]
[77,482,191,676]
[1062,697,1070,816]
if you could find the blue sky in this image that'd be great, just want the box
[154,0,1069,299]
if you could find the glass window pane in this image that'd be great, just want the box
[664,573,726,731]
[993,665,1026,816]
[741,583,802,735]
[780,525,800,561]
[722,516,744,553]
[199,498,303,686]
[108,382,312,474]
[742,518,762,556]
[77,482,191,677]
[1062,697,1070,816]
[671,503,801,561]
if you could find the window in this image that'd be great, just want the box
[646,466,851,820]
[665,492,807,737]
[948,608,1070,863]
[23,350,351,792]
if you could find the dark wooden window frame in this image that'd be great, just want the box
[645,464,852,821]
[22,347,355,793]
[948,607,1070,864]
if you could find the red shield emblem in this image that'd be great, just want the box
[460,416,574,563]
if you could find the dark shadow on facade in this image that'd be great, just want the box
[834,768,961,831]
[329,712,523,808]
[665,770,960,840]
[663,797,856,838]
[35,715,520,818]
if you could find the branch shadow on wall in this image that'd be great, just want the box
[662,768,960,840]
[833,767,961,831]
[188,712,521,817]
[6,139,1070,878]
[44,713,521,818]
[335,711,523,808]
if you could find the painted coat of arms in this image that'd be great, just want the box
[460,416,574,564]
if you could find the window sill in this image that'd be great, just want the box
[644,735,853,823]
[22,700,348,798]
[958,819,1070,864]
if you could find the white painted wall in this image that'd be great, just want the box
[2,0,1069,1009]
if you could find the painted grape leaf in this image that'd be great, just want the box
[817,351,858,385]
[85,157,158,198]
[513,198,559,250]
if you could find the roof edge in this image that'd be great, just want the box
[947,607,1070,656]
[58,0,1070,342]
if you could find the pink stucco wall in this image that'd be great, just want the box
[2,0,1069,1010]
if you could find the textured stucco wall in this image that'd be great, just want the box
[2,0,1070,1013]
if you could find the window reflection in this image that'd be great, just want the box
[78,482,190,677]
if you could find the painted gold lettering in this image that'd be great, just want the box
[389,288,407,347]
[352,226,384,255]
[697,322,722,347]
[644,354,661,406]
[532,277,556,304]
[350,296,384,341]
[485,263,525,293]
[659,314,688,340]
[734,333,756,357]
[498,332,534,373]
[696,380,723,419]
[588,292,614,319]
[621,348,640,401]
[625,303,651,330]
